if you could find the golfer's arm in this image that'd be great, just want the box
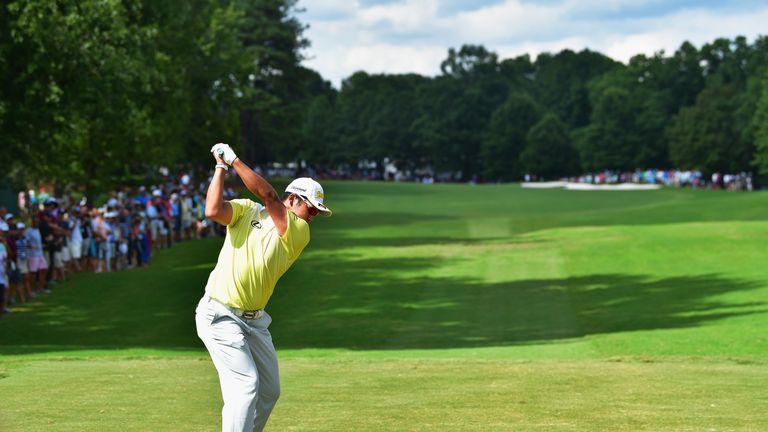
[231,159,288,235]
[204,168,233,225]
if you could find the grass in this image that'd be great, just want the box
[2,357,766,431]
[1,182,767,430]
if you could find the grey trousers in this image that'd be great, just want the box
[196,296,280,432]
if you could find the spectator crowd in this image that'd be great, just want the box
[0,167,234,316]
[524,169,755,191]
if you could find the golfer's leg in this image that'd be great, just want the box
[197,310,259,431]
[248,325,280,432]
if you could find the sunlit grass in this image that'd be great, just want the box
[1,182,767,430]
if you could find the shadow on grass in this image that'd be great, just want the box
[0,239,764,354]
[315,212,457,233]
[269,257,767,350]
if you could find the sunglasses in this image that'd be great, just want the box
[296,194,319,216]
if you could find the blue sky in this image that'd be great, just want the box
[297,0,768,87]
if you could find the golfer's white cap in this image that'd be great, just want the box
[285,178,332,216]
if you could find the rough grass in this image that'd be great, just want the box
[1,182,767,431]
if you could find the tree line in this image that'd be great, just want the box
[313,40,768,182]
[2,1,768,193]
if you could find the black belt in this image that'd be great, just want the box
[209,296,264,319]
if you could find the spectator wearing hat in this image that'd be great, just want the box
[37,210,57,287]
[14,222,32,300]
[135,186,149,207]
[181,190,195,241]
[116,208,131,270]
[25,216,49,294]
[128,201,144,266]
[129,214,145,267]
[43,197,59,216]
[104,211,118,272]
[42,198,67,283]
[149,192,172,250]
[91,208,110,273]
[39,209,67,284]
[68,210,84,273]
[147,192,163,254]
[56,211,72,281]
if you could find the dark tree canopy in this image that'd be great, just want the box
[521,114,579,179]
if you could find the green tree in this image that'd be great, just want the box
[440,45,498,78]
[751,72,768,174]
[300,94,338,166]
[481,93,542,181]
[366,74,429,170]
[520,114,578,179]
[414,45,509,179]
[237,0,310,164]
[667,83,752,173]
[294,68,338,168]
[333,72,387,166]
[573,87,639,171]
[532,49,619,129]
[2,0,162,195]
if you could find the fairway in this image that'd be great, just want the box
[1,182,767,431]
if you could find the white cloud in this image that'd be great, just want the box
[308,43,447,84]
[299,0,768,87]
[451,1,565,41]
[359,0,440,33]
[298,0,360,19]
[598,8,768,61]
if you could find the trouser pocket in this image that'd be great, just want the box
[195,296,218,337]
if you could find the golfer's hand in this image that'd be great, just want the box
[211,149,226,165]
[211,143,238,165]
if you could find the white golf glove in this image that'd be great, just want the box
[210,143,238,165]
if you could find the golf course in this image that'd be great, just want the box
[1,181,767,431]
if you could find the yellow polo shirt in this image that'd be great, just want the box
[205,199,310,310]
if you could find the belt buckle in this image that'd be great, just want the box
[242,310,259,319]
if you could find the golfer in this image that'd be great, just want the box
[196,143,331,431]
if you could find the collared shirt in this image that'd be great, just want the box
[24,228,44,258]
[70,218,83,243]
[205,199,310,311]
[146,203,159,219]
